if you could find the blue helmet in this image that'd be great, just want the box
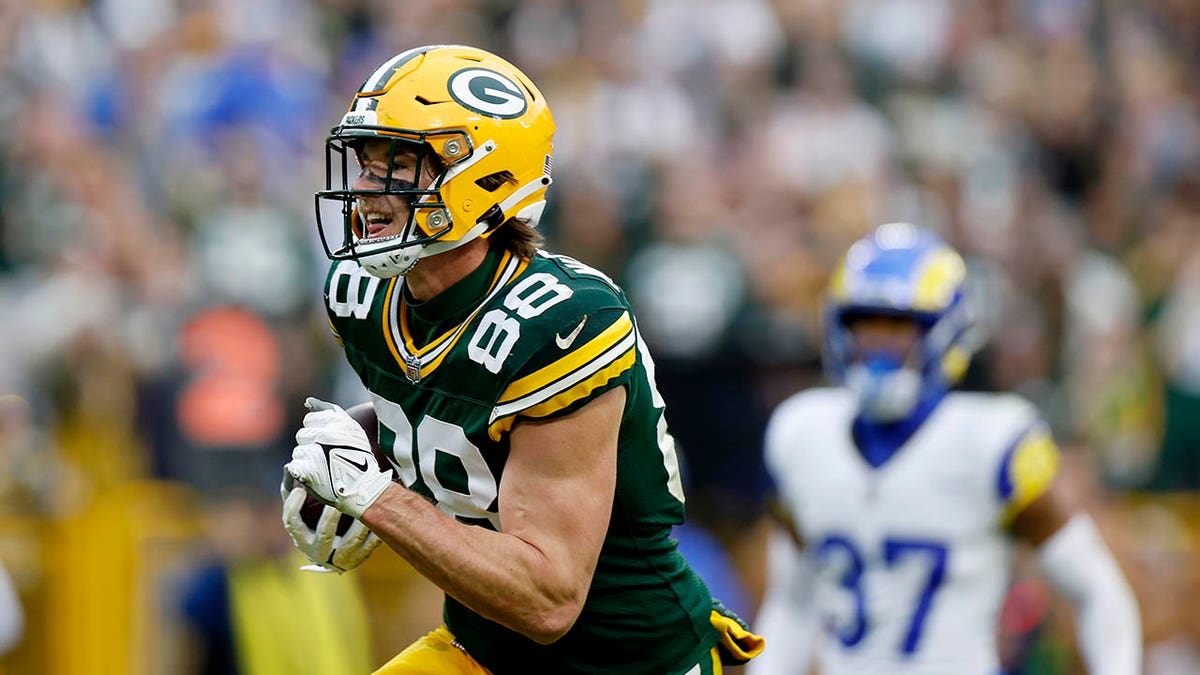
[824,223,975,420]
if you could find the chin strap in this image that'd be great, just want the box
[419,221,491,259]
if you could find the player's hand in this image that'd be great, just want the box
[285,397,393,519]
[281,484,381,573]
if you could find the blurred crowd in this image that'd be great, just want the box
[0,0,1198,673]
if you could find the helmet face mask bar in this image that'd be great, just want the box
[312,45,557,279]
[316,128,466,277]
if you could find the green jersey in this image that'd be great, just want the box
[323,248,719,674]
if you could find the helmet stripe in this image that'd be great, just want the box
[912,248,966,311]
[359,46,433,95]
[828,258,850,301]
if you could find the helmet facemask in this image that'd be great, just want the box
[838,311,940,422]
[316,131,468,278]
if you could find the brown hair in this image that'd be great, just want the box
[488,217,544,259]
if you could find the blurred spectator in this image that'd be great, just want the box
[179,491,373,675]
[1147,224,1200,490]
[1063,248,1163,487]
[622,161,774,607]
[1116,499,1200,675]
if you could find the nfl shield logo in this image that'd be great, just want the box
[405,355,422,383]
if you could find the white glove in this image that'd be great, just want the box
[285,397,394,519]
[281,485,382,573]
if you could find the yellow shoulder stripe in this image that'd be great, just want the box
[488,348,636,441]
[1000,427,1060,525]
[498,311,634,405]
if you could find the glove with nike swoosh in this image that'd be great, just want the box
[281,481,382,573]
[285,397,394,519]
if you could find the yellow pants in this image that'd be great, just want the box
[373,625,728,674]
[373,626,491,674]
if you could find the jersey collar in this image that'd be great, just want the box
[381,247,528,382]
[404,245,506,342]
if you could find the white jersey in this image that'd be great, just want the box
[761,388,1055,675]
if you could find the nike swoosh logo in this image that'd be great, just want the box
[556,315,588,349]
[330,447,369,472]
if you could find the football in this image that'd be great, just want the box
[283,470,354,534]
[285,401,389,535]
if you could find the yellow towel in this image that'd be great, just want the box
[709,600,766,666]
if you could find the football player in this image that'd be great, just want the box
[280,45,763,674]
[749,223,1141,675]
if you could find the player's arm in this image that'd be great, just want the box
[751,403,820,675]
[748,508,818,675]
[1004,429,1142,675]
[360,387,622,644]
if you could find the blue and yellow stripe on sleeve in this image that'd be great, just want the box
[487,311,636,440]
[996,423,1060,525]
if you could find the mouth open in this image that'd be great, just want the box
[362,212,395,239]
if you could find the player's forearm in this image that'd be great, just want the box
[748,531,818,675]
[1037,514,1142,675]
[362,483,585,644]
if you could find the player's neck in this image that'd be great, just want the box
[403,238,491,302]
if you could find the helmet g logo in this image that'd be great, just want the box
[448,68,527,119]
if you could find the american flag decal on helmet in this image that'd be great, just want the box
[543,154,553,177]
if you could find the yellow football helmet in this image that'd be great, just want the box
[316,45,555,277]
